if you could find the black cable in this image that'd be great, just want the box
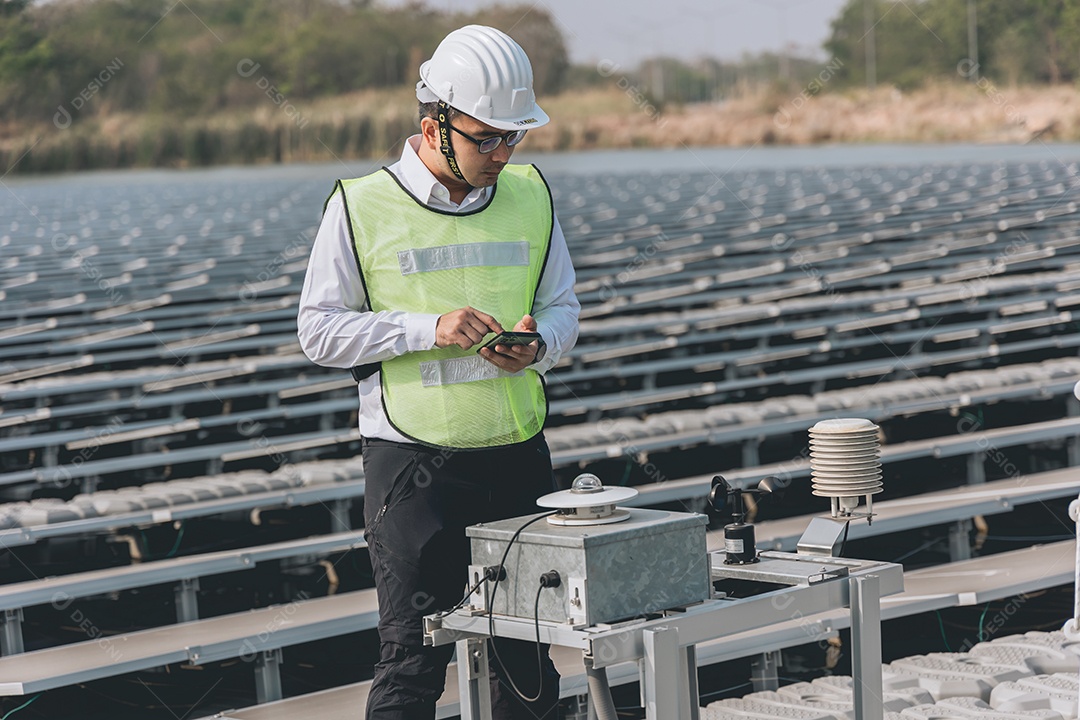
[529,583,546,700]
[435,570,491,619]
[696,680,754,702]
[892,537,941,564]
[507,577,562,705]
[439,517,559,620]
[487,512,557,704]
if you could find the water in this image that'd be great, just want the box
[2,143,1078,719]
[525,142,1080,174]
[6,142,1080,193]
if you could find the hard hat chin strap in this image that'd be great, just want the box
[436,101,470,185]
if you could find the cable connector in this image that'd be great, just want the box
[484,565,507,582]
[539,570,561,588]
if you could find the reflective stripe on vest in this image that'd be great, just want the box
[338,164,552,449]
[397,241,530,276]
[419,356,524,387]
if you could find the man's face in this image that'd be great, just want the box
[437,113,517,188]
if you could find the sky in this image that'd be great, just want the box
[387,0,852,66]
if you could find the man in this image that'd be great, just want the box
[297,24,579,720]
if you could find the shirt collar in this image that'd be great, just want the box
[400,135,489,210]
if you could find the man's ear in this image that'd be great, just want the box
[420,117,440,150]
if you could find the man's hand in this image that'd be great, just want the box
[435,307,502,350]
[479,314,540,373]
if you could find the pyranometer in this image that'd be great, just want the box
[536,473,639,525]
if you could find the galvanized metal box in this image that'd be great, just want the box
[467,508,710,626]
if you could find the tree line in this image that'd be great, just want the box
[0,0,569,125]
[826,0,1080,88]
[3,0,1078,137]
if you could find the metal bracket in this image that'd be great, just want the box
[329,498,352,533]
[741,439,761,468]
[563,694,590,720]
[796,516,849,556]
[254,648,283,704]
[966,451,987,485]
[0,608,24,655]
[567,576,587,624]
[750,649,781,691]
[948,519,973,561]
[456,637,493,720]
[80,475,100,495]
[175,577,200,623]
[467,565,491,611]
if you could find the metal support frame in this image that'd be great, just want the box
[80,475,100,495]
[642,372,656,391]
[174,577,200,623]
[1066,494,1079,720]
[0,609,24,655]
[741,439,761,469]
[750,649,781,691]
[850,574,883,720]
[254,648,283,704]
[643,626,682,720]
[319,410,335,432]
[563,694,589,720]
[956,447,985,562]
[329,499,352,534]
[965,452,986,485]
[456,637,493,720]
[433,552,902,720]
[42,444,59,468]
[681,643,700,720]
[206,457,223,476]
[948,519,972,562]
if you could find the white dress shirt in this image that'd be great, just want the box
[297,135,580,443]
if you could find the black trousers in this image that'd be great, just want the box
[361,434,561,720]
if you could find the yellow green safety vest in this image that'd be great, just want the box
[336,164,553,449]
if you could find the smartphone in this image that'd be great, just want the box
[477,331,541,352]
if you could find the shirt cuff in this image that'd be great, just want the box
[405,313,440,352]
[531,328,556,374]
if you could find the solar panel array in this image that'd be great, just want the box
[2,158,1080,718]
[2,159,1080,528]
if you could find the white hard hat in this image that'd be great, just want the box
[416,24,549,131]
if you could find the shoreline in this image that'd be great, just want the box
[4,84,1079,177]
[7,141,1080,186]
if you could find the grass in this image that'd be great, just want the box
[3,82,1080,175]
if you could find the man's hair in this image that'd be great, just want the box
[419,101,458,125]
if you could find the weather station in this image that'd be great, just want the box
[424,418,904,720]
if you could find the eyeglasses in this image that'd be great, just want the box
[448,123,527,154]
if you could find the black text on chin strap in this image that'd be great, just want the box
[437,101,469,185]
